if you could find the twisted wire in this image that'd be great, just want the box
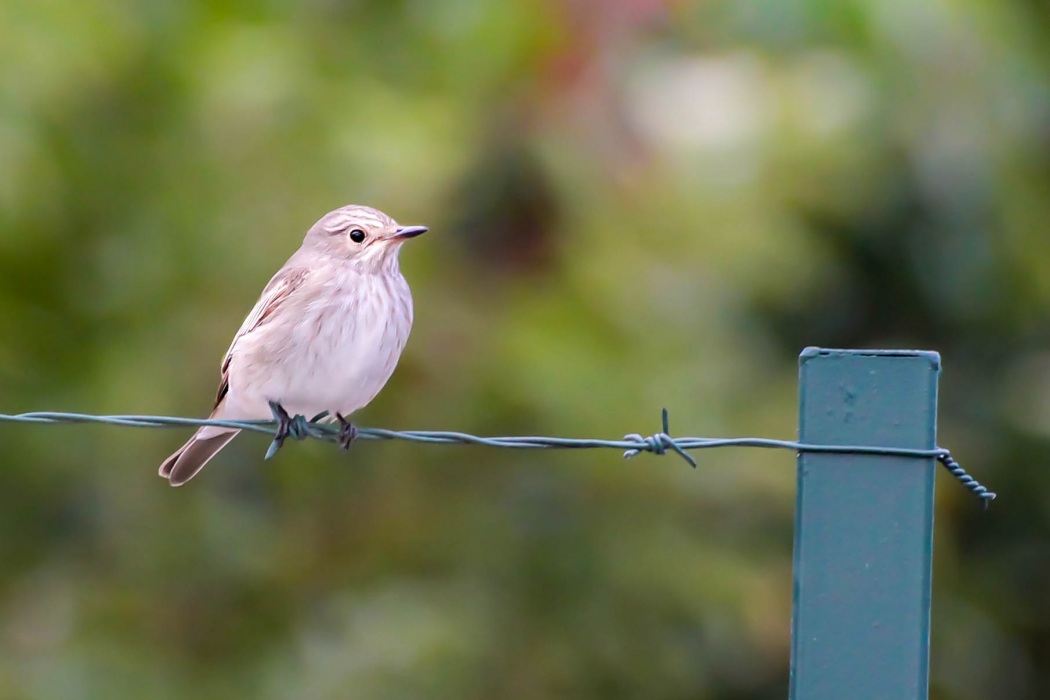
[0,409,995,507]
[936,452,996,510]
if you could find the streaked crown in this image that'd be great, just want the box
[303,204,426,272]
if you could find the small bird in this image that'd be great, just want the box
[159,204,427,486]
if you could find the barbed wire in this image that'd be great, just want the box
[0,408,995,508]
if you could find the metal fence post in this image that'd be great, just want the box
[790,348,939,700]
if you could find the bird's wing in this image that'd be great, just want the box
[213,266,310,408]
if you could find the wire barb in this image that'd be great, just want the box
[0,410,994,508]
[622,408,697,468]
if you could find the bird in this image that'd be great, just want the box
[158,204,427,486]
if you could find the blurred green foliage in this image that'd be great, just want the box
[1,0,1048,698]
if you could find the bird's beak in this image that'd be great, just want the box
[391,225,428,240]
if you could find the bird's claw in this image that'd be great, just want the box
[266,401,310,459]
[335,413,358,450]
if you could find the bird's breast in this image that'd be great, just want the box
[228,271,414,418]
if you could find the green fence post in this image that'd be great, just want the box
[790,348,939,700]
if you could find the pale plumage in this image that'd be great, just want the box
[158,205,426,486]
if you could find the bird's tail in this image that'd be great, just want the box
[158,425,240,487]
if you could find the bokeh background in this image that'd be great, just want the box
[1,0,1048,698]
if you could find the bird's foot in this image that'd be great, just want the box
[335,413,358,450]
[266,401,311,460]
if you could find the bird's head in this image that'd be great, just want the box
[305,204,427,272]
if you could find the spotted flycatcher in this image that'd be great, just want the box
[159,204,426,486]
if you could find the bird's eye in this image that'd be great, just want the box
[349,229,366,243]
